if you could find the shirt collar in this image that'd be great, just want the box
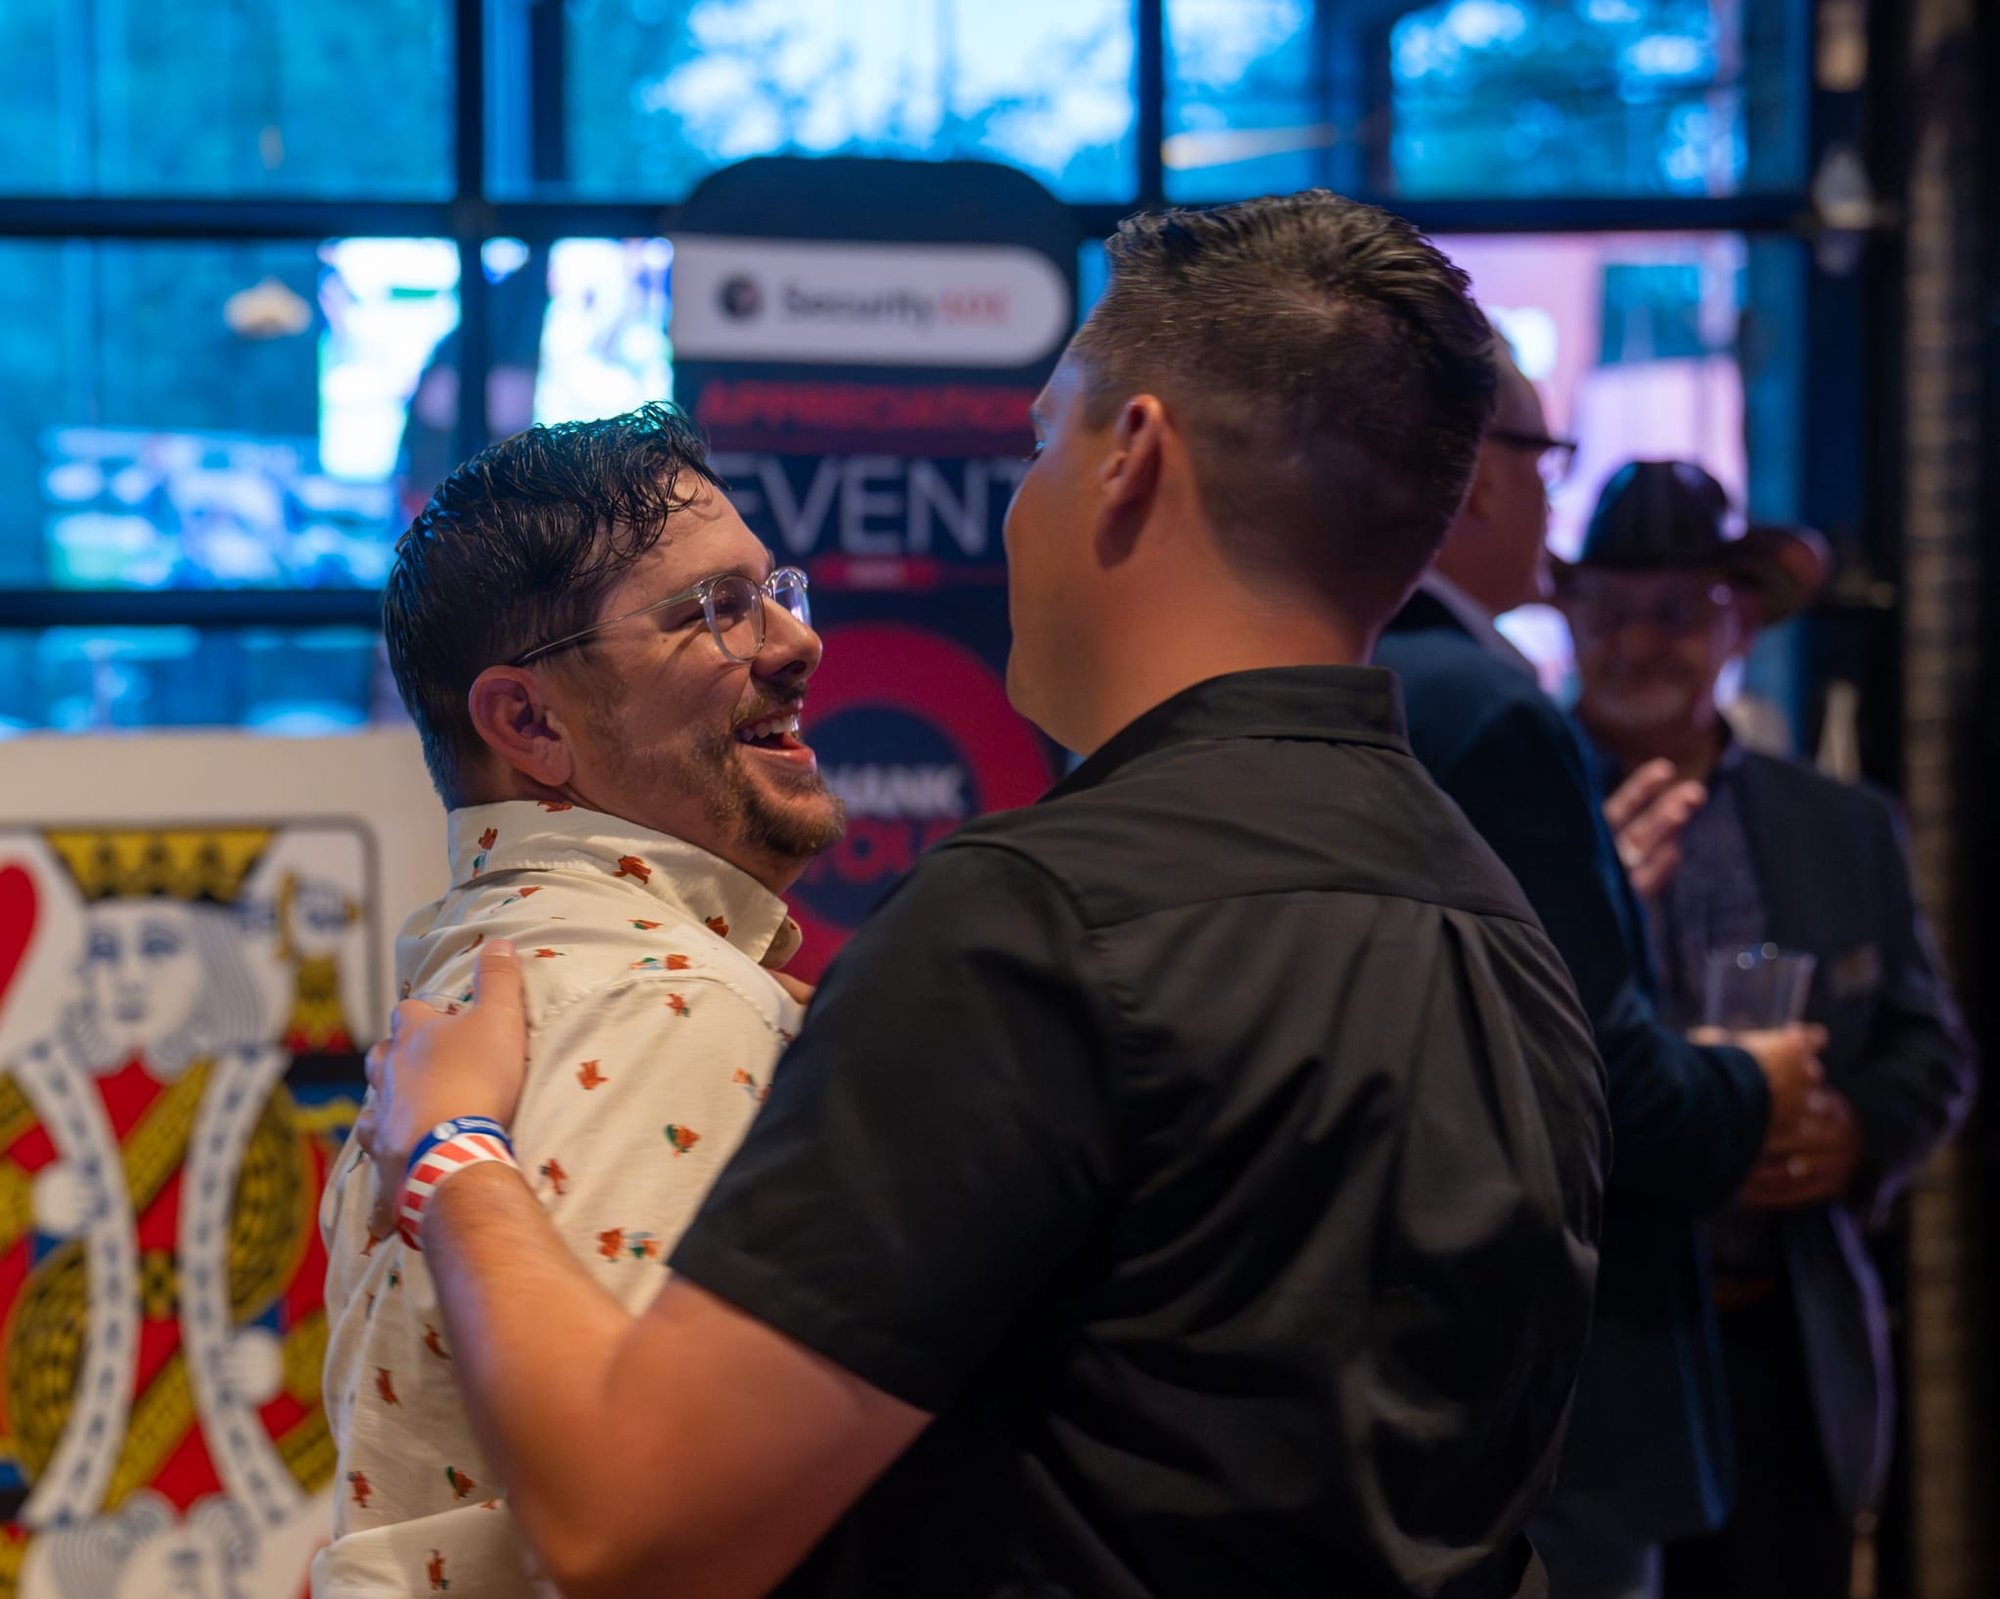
[1417,572,1540,681]
[1050,665,1408,801]
[445,800,802,968]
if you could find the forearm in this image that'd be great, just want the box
[421,1165,895,1598]
[423,1163,647,1583]
[1599,1014,1769,1211]
[366,944,927,1595]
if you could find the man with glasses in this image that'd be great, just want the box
[1376,352,1829,1599]
[347,194,1607,1598]
[316,403,841,1597]
[1557,462,1973,1599]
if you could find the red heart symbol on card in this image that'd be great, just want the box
[0,865,38,1029]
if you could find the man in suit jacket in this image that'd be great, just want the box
[1555,460,1976,1599]
[1375,356,1829,1599]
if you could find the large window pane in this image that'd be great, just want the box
[0,0,451,197]
[1390,0,1806,198]
[1164,0,1321,202]
[385,237,675,510]
[0,239,459,591]
[489,0,1136,202]
[1164,1,1806,203]
[0,628,399,735]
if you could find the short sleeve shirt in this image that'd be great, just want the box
[316,802,805,1598]
[673,667,1609,1599]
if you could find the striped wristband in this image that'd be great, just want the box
[398,1116,519,1249]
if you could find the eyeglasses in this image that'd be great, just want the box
[1563,581,1733,638]
[1488,428,1580,491]
[511,567,812,666]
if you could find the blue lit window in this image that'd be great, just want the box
[0,240,459,593]
[0,628,393,736]
[1391,0,1805,198]
[0,0,451,197]
[1164,0,1319,201]
[493,0,1137,202]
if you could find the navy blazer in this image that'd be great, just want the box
[1376,590,1771,1543]
[1728,751,1975,1515]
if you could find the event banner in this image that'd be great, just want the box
[673,158,1075,976]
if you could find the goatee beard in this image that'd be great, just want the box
[685,727,846,863]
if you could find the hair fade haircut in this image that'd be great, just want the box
[1070,190,1497,613]
[382,402,721,806]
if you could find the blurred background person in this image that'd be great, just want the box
[1375,340,1826,1599]
[1556,461,1978,1599]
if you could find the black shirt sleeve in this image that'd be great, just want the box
[669,839,1119,1413]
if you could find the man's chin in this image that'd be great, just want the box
[735,762,846,861]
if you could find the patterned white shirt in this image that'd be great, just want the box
[313,801,804,1598]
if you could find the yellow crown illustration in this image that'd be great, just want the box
[44,828,273,905]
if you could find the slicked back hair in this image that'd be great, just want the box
[1069,190,1497,617]
[382,402,721,806]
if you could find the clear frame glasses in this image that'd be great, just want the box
[511,567,811,666]
[1562,579,1733,638]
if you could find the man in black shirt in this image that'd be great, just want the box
[358,192,1608,1598]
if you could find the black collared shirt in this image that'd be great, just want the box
[673,666,1608,1598]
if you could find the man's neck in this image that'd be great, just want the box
[1427,548,1520,621]
[1581,712,1728,784]
[1072,620,1371,757]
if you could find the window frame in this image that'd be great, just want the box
[0,0,1849,637]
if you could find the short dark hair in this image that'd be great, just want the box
[382,402,721,805]
[1070,190,1496,614]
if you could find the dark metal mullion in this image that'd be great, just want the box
[452,0,492,468]
[1135,0,1166,209]
[0,590,387,629]
[454,0,486,203]
[1311,0,1340,194]
[0,194,1820,244]
[529,0,568,187]
[1342,194,1815,234]
[0,198,461,238]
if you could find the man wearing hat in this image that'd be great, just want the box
[1558,461,1975,1599]
[1376,351,1829,1599]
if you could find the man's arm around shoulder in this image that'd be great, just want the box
[364,839,1116,1597]
[426,1164,927,1599]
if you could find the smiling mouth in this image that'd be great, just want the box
[733,706,810,758]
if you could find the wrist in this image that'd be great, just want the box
[404,1114,511,1178]
[399,1117,520,1248]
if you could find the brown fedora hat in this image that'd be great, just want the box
[1552,461,1829,624]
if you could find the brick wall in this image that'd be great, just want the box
[1898,1,1993,1594]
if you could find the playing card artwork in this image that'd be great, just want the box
[0,822,378,1597]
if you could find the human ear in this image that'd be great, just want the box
[1094,395,1167,561]
[1457,446,1502,529]
[467,666,577,789]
